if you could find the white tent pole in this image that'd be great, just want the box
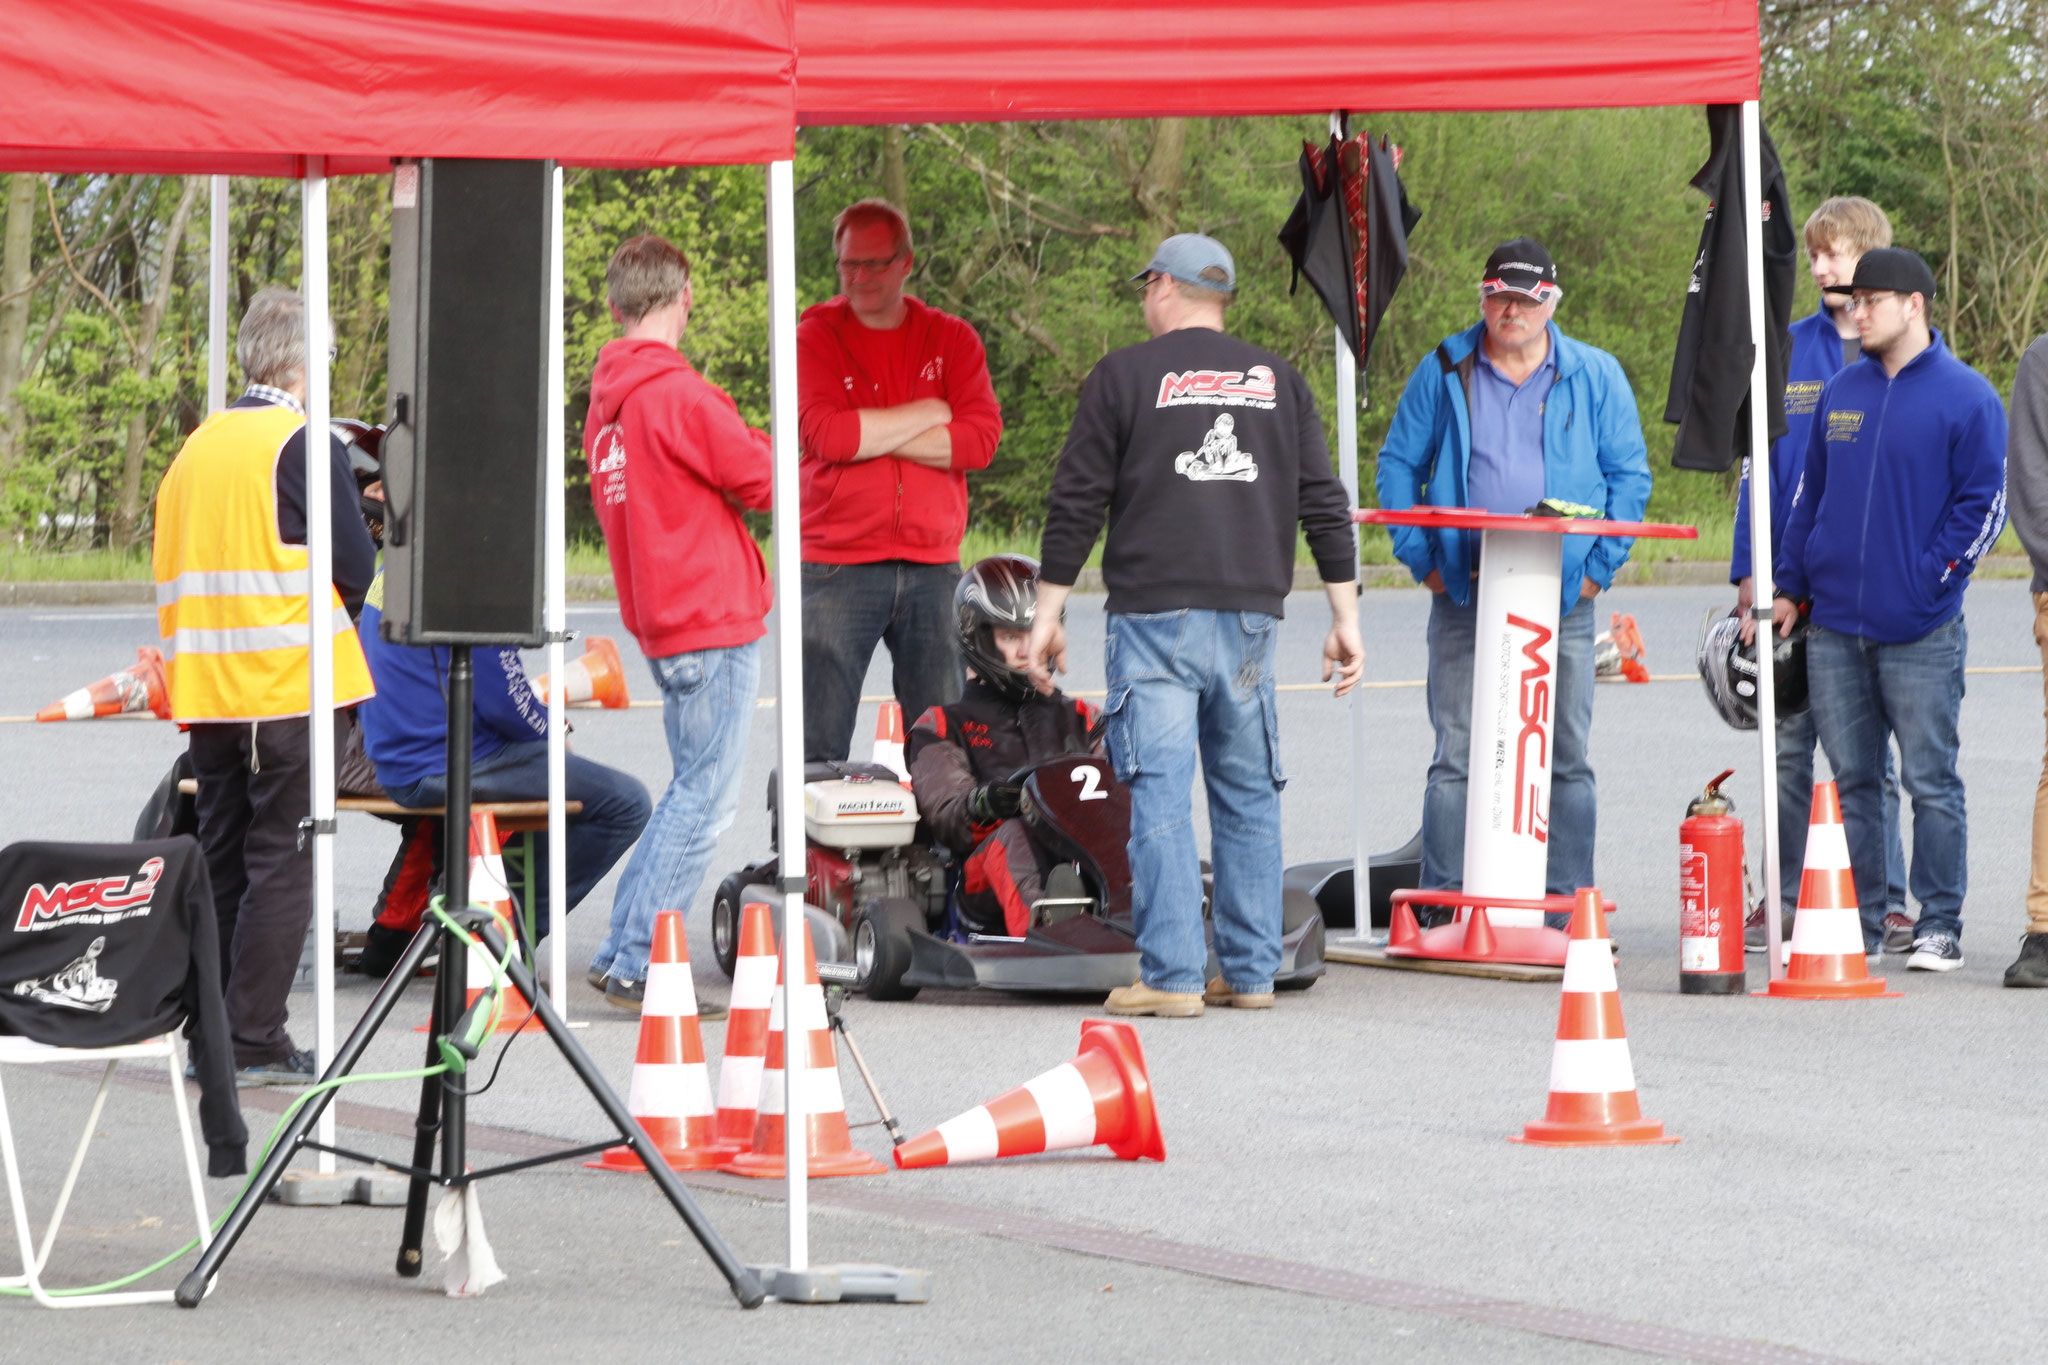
[206,177,228,413]
[301,157,338,1170]
[765,156,808,1270]
[545,164,569,1019]
[1739,100,1786,980]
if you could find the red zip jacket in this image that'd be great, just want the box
[796,295,1002,563]
[585,339,772,658]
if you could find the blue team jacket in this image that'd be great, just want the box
[1776,331,2007,643]
[356,572,549,789]
[1374,320,1652,612]
[1730,308,1855,584]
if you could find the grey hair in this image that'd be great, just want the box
[236,286,307,388]
[1174,265,1236,308]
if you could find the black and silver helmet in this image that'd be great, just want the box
[1697,610,1808,731]
[956,555,1039,700]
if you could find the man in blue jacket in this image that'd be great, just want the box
[1732,196,1910,953]
[354,571,651,976]
[1773,248,2007,971]
[1376,239,1652,906]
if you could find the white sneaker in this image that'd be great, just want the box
[1906,933,1964,972]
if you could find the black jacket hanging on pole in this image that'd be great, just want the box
[1277,131,1420,376]
[0,837,247,1175]
[1664,104,1796,473]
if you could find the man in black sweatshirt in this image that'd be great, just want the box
[1026,234,1364,1017]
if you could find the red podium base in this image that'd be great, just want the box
[1384,891,1618,969]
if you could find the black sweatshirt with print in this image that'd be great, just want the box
[1039,327,1356,616]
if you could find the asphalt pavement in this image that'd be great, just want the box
[2,580,2044,1363]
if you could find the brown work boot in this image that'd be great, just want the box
[1203,976,1275,1010]
[1104,980,1204,1018]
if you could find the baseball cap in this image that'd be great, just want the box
[1479,238,1561,304]
[1821,246,1938,300]
[1133,234,1237,292]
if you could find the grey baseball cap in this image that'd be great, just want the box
[1133,233,1237,291]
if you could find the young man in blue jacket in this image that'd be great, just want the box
[1376,239,1652,906]
[1732,197,1911,953]
[1773,248,2007,971]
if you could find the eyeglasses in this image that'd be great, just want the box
[837,253,904,277]
[1128,271,1161,298]
[1847,291,1897,314]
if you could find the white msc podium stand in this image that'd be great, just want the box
[1360,507,1698,967]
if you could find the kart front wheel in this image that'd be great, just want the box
[710,874,746,980]
[855,897,922,1002]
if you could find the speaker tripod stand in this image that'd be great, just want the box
[175,646,763,1309]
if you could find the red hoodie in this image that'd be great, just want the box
[796,295,1002,564]
[585,339,772,658]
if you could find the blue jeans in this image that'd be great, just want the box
[383,741,650,938]
[1805,617,1968,946]
[800,560,962,761]
[1102,609,1285,994]
[1771,705,1907,916]
[592,639,760,983]
[1422,592,1597,918]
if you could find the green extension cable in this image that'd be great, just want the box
[1,898,516,1299]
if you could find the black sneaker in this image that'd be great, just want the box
[1906,933,1964,972]
[1881,910,1917,954]
[350,923,414,978]
[1743,899,1794,953]
[586,966,610,992]
[602,977,645,1011]
[2003,933,2048,988]
[239,1049,318,1087]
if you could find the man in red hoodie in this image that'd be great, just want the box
[797,198,1004,761]
[582,235,772,1010]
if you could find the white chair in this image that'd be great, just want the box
[0,1031,212,1308]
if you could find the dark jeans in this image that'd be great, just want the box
[189,712,346,1067]
[383,740,651,939]
[800,559,962,762]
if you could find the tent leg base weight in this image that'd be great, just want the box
[752,1263,933,1304]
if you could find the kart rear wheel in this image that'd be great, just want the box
[710,874,746,981]
[855,897,922,1002]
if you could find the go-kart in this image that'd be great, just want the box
[709,753,1328,1001]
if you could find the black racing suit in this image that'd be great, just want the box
[906,676,1100,935]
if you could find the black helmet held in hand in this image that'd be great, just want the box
[1697,609,1809,731]
[956,554,1041,700]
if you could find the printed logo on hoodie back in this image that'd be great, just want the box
[595,425,628,506]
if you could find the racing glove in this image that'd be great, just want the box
[967,781,1023,823]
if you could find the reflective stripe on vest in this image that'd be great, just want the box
[152,405,375,721]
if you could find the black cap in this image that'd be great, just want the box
[1822,246,1938,301]
[1479,238,1561,303]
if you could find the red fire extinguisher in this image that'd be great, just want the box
[1679,769,1746,994]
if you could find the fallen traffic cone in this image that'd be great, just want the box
[1765,782,1899,999]
[711,901,777,1154]
[420,812,542,1035]
[1610,613,1649,683]
[871,700,909,781]
[721,921,887,1179]
[588,910,724,1171]
[895,1019,1164,1169]
[532,636,629,709]
[1510,887,1677,1147]
[37,647,170,721]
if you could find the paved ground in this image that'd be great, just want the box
[2,582,2043,1361]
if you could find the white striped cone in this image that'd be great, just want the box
[1512,887,1676,1146]
[711,901,777,1153]
[589,910,722,1171]
[36,647,169,722]
[894,1019,1165,1169]
[1767,781,1898,998]
[721,920,886,1179]
[871,701,909,781]
[464,812,541,1034]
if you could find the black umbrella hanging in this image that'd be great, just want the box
[1278,128,1421,382]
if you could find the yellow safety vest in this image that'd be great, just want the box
[151,405,375,722]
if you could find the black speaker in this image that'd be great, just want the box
[380,157,553,646]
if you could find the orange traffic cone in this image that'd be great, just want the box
[420,812,543,1035]
[894,1019,1164,1169]
[1765,782,1899,999]
[1511,887,1678,1147]
[871,700,909,781]
[711,902,777,1154]
[533,636,629,709]
[721,921,886,1179]
[37,647,170,721]
[588,910,724,1171]
[1610,613,1649,683]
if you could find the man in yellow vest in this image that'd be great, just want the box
[152,286,377,1085]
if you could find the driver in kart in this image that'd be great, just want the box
[906,555,1103,937]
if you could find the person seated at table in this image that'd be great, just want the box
[351,569,650,976]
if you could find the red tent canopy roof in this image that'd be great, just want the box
[794,0,1759,124]
[0,0,796,174]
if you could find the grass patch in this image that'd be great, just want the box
[0,546,154,581]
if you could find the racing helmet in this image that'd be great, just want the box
[1697,610,1809,731]
[956,554,1040,700]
